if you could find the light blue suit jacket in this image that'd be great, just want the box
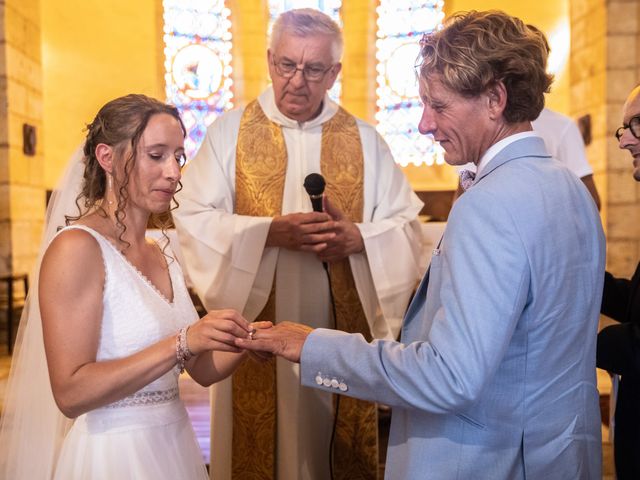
[301,136,605,479]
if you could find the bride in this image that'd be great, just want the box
[0,94,259,478]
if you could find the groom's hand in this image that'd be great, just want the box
[246,321,274,362]
[236,321,313,363]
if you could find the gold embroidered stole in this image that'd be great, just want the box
[233,100,378,480]
[321,108,378,480]
[233,100,284,480]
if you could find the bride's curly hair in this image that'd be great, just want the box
[67,94,186,250]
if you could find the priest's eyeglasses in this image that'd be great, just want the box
[615,115,640,141]
[272,57,334,82]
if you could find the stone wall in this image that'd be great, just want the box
[0,4,9,276]
[0,0,44,279]
[571,0,640,278]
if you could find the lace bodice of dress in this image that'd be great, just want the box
[61,225,199,405]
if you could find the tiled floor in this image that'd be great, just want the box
[0,347,617,477]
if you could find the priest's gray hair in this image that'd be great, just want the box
[270,8,343,63]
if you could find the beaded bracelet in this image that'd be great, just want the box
[176,326,193,373]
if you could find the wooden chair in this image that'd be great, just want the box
[0,273,29,354]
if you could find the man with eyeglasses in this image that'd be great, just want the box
[174,8,424,480]
[597,84,640,479]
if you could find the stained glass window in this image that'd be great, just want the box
[268,1,342,103]
[163,0,234,159]
[376,1,444,166]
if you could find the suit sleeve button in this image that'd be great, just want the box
[323,378,331,387]
[339,382,348,392]
[330,379,339,388]
[315,375,323,385]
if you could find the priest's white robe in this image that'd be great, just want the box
[173,87,425,480]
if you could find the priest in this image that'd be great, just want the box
[173,8,424,480]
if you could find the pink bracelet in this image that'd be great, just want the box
[176,326,193,373]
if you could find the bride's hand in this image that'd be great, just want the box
[186,309,253,355]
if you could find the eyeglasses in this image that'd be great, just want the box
[272,57,334,82]
[615,115,640,141]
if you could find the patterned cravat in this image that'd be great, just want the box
[459,169,476,191]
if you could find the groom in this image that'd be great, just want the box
[240,10,605,479]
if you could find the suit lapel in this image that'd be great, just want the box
[404,266,431,322]
[402,235,443,334]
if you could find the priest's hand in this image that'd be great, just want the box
[266,212,336,252]
[316,197,364,263]
[236,321,313,363]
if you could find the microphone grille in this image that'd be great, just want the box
[303,173,326,196]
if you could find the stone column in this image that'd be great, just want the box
[0,0,45,280]
[228,0,269,107]
[341,0,377,123]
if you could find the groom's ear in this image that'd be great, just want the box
[94,143,114,174]
[485,81,508,121]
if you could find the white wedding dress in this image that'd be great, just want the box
[52,225,208,479]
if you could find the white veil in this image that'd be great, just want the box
[0,147,87,478]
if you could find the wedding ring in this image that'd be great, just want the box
[249,329,255,340]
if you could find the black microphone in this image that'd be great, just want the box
[304,173,326,212]
[305,173,338,466]
[304,173,329,272]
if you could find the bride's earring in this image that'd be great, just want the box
[107,174,114,206]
